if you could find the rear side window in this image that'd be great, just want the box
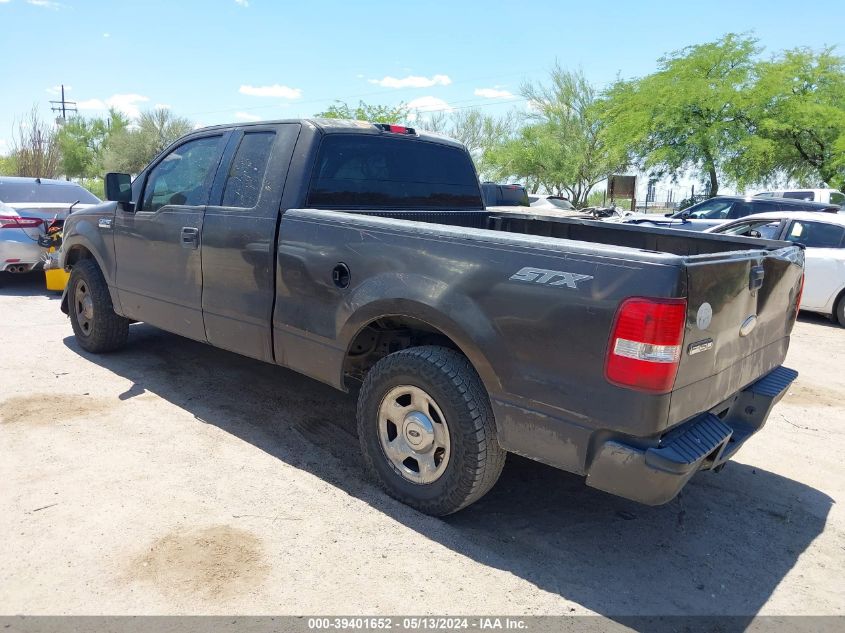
[786,221,845,248]
[222,132,275,208]
[307,135,482,210]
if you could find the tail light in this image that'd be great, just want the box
[0,215,43,229]
[605,297,688,394]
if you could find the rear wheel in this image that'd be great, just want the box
[68,259,129,353]
[835,293,845,328]
[357,346,505,516]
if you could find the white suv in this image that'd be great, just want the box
[754,188,845,206]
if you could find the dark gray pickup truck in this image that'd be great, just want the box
[59,119,803,515]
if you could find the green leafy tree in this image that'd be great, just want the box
[56,109,130,179]
[417,109,517,178]
[315,101,411,124]
[484,67,624,205]
[0,153,17,176]
[742,47,845,189]
[601,34,759,197]
[104,108,193,174]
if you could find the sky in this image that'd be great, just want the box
[1,0,844,197]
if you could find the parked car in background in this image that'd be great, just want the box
[754,188,845,207]
[480,181,529,207]
[0,199,45,273]
[617,195,839,231]
[707,211,845,326]
[0,177,100,273]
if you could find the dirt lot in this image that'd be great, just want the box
[1,274,843,618]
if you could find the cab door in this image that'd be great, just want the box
[114,133,228,341]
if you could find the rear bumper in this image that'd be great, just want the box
[585,365,798,505]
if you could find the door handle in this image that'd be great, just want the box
[181,226,199,249]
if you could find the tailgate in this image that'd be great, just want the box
[668,245,804,425]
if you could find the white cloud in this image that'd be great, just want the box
[27,0,63,8]
[474,87,515,99]
[407,96,453,113]
[368,74,451,89]
[77,93,151,119]
[106,94,150,118]
[234,0,248,5]
[77,98,106,110]
[239,84,302,99]
[235,111,262,122]
[103,32,110,38]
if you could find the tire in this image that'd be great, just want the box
[357,346,506,516]
[68,259,129,353]
[835,293,845,328]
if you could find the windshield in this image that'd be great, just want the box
[716,220,782,239]
[675,199,734,219]
[0,181,100,205]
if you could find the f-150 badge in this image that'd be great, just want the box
[510,267,594,289]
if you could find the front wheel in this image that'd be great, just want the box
[357,346,506,516]
[68,259,129,353]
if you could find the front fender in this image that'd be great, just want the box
[60,205,122,315]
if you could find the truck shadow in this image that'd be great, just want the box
[63,324,832,623]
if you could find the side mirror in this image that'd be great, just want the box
[105,172,133,207]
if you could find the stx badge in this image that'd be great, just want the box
[510,267,594,289]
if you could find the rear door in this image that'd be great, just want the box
[200,123,300,361]
[783,219,845,311]
[115,132,228,340]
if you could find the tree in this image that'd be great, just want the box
[417,109,517,178]
[742,47,845,189]
[104,108,193,174]
[315,101,411,124]
[57,108,130,179]
[601,34,759,197]
[10,107,61,178]
[484,66,624,205]
[0,153,17,176]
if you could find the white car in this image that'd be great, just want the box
[0,177,100,274]
[707,211,845,326]
[754,188,845,207]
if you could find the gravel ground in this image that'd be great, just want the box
[1,273,843,618]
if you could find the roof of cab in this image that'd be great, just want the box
[188,118,466,148]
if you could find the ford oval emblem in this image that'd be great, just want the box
[739,315,758,337]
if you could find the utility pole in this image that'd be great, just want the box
[49,84,77,125]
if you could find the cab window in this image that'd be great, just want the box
[221,132,275,208]
[786,221,845,248]
[140,136,223,212]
